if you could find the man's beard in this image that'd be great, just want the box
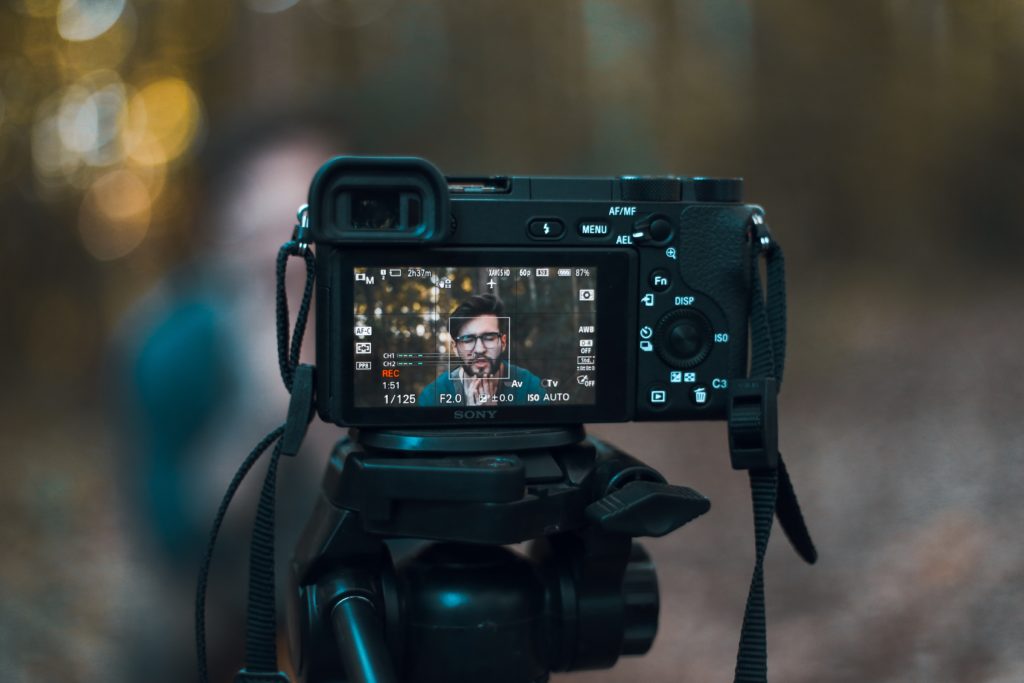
[463,354,503,377]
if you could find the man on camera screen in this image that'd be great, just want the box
[418,293,545,406]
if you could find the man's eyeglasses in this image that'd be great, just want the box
[454,332,502,350]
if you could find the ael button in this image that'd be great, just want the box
[528,219,565,239]
[648,218,673,241]
[631,216,674,244]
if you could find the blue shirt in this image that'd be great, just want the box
[418,363,546,406]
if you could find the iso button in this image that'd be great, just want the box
[528,219,565,239]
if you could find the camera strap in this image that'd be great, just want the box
[195,228,316,683]
[731,214,817,683]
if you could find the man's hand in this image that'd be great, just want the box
[467,372,499,405]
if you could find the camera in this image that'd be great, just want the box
[309,156,755,427]
[195,156,810,683]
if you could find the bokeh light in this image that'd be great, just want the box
[57,0,127,42]
[57,71,125,166]
[31,71,137,191]
[122,76,203,167]
[16,2,205,248]
[77,168,151,260]
[57,5,137,74]
[125,154,167,202]
[33,93,82,188]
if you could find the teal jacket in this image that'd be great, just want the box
[418,363,546,406]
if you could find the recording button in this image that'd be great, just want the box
[649,269,671,291]
[528,219,565,239]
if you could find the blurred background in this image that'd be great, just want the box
[1,1,1022,681]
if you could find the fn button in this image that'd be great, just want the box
[649,269,671,291]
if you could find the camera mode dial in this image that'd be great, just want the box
[654,309,714,369]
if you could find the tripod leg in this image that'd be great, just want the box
[331,596,398,683]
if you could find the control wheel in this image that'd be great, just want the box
[654,309,714,369]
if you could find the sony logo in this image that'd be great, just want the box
[454,409,498,420]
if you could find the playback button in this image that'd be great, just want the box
[647,385,669,409]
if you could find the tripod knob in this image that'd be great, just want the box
[622,543,659,656]
[584,481,710,537]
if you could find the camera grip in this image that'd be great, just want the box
[677,204,753,376]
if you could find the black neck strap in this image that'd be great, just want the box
[195,238,315,683]
[732,215,817,683]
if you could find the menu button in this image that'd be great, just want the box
[578,221,610,238]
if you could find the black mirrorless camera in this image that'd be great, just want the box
[310,156,755,427]
[197,157,811,683]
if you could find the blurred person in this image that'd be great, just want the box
[109,120,345,682]
[419,293,545,406]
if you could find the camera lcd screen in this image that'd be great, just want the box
[352,265,599,408]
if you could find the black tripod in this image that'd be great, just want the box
[287,425,711,683]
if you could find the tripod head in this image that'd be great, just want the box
[287,426,710,683]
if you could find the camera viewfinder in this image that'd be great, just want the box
[351,190,422,231]
[308,156,449,244]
